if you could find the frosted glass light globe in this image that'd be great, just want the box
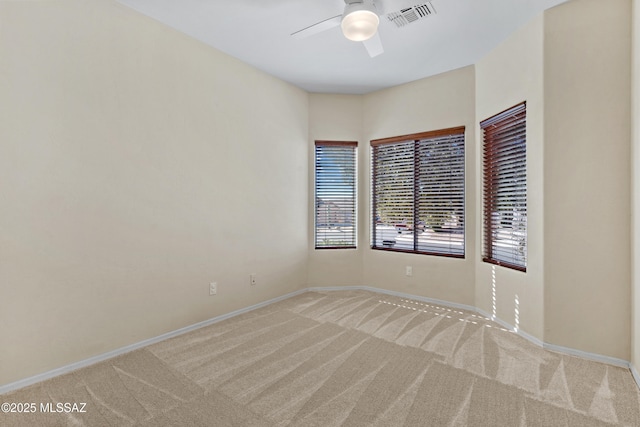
[341,7,379,41]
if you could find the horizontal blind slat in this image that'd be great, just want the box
[481,103,527,270]
[372,130,465,256]
[315,143,357,249]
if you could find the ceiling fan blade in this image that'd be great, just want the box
[362,32,384,57]
[291,15,342,39]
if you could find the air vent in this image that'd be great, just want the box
[386,2,436,28]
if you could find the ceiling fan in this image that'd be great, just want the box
[291,0,437,58]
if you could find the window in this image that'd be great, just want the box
[315,141,357,249]
[481,102,527,271]
[371,127,465,257]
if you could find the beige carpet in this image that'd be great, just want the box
[2,290,640,426]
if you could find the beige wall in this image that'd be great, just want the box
[361,67,477,306]
[0,0,309,386]
[307,94,364,287]
[633,0,640,370]
[3,0,638,389]
[544,0,632,359]
[475,16,545,340]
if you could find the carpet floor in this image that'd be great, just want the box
[2,289,640,426]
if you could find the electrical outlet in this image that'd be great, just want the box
[209,282,217,295]
[250,273,257,286]
[405,266,413,277]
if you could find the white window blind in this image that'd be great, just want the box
[315,141,357,249]
[371,127,465,257]
[481,102,527,271]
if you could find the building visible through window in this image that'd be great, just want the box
[371,127,465,257]
[315,141,357,249]
[481,102,527,271]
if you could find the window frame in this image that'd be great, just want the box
[481,102,527,272]
[314,140,358,250]
[370,126,466,258]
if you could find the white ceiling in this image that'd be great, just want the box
[117,0,569,94]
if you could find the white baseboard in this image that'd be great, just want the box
[363,286,635,369]
[542,342,630,368]
[0,288,308,395]
[631,364,640,389]
[2,285,639,394]
[313,286,637,378]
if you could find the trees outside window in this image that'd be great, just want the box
[315,141,357,249]
[371,127,465,257]
[481,102,527,271]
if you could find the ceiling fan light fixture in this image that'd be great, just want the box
[341,2,379,42]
